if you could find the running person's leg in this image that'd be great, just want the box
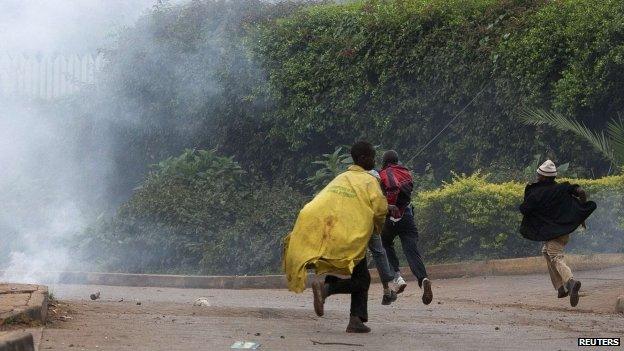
[368,234,397,304]
[381,218,407,293]
[381,218,400,272]
[543,234,580,306]
[396,207,433,304]
[347,258,370,329]
[542,241,566,298]
[369,234,395,283]
[312,258,371,333]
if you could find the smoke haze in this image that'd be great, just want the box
[0,0,187,283]
[0,0,164,53]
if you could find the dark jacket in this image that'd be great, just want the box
[519,180,597,241]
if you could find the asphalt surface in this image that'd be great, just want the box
[37,266,624,351]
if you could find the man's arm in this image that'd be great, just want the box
[369,182,388,234]
[519,193,537,216]
[574,186,587,203]
[570,185,588,228]
[387,204,401,219]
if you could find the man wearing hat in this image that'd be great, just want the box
[519,160,597,307]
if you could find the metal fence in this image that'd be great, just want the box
[0,53,105,100]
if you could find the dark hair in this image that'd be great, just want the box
[350,141,375,163]
[382,150,399,166]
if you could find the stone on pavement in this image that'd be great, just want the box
[193,297,211,307]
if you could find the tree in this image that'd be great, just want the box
[520,108,624,170]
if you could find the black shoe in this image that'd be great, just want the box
[422,278,433,305]
[312,281,326,316]
[566,279,581,307]
[346,316,371,333]
[382,290,398,305]
[557,286,569,298]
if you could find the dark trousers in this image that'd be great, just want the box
[325,258,370,321]
[381,207,428,285]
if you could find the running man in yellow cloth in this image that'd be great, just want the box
[283,141,389,333]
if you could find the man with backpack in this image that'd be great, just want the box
[519,160,597,307]
[379,150,433,305]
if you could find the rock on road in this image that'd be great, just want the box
[38,267,624,351]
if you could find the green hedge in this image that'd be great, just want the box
[252,0,622,179]
[74,0,624,274]
[84,0,624,198]
[415,173,624,262]
[77,149,307,275]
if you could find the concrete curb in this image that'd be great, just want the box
[0,332,34,351]
[420,253,624,281]
[2,253,623,290]
[0,285,48,326]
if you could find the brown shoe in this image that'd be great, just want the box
[346,316,371,333]
[312,281,326,316]
[422,278,433,305]
[566,279,581,307]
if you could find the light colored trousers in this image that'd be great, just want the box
[541,234,573,290]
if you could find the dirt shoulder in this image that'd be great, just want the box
[0,284,48,328]
[38,266,624,351]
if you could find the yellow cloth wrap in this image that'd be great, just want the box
[283,165,388,293]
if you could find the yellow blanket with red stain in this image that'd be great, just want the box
[283,165,388,293]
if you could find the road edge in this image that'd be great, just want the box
[2,253,623,290]
[0,285,48,326]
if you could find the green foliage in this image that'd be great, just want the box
[415,173,532,261]
[250,0,624,180]
[73,0,624,273]
[499,0,624,118]
[305,146,353,191]
[415,173,624,262]
[608,118,624,165]
[78,149,306,275]
[80,149,623,273]
[88,0,624,196]
[522,153,571,181]
[496,0,624,173]
[150,149,244,185]
[88,0,314,197]
[254,0,541,176]
[520,108,619,166]
[305,145,438,193]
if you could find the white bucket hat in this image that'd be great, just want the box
[537,160,557,177]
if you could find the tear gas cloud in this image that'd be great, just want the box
[0,0,186,283]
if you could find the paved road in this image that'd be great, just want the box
[39,267,624,351]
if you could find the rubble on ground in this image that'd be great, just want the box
[90,292,100,301]
[193,297,211,307]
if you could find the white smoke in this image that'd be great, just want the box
[0,0,187,284]
[0,0,164,53]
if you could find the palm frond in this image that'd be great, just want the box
[607,118,624,165]
[519,108,615,162]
